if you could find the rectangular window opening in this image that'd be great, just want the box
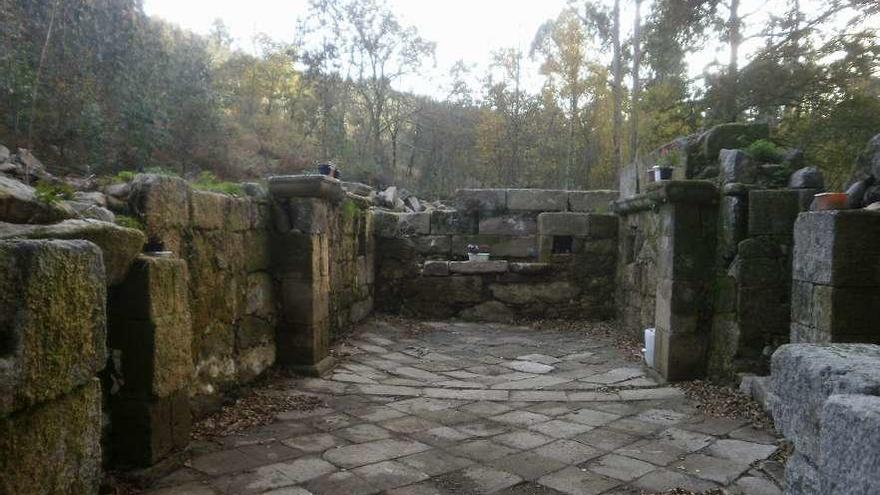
[552,235,574,254]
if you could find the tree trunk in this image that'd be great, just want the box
[630,0,643,163]
[611,0,623,173]
[27,0,61,157]
[726,0,740,122]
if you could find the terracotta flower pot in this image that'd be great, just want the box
[813,192,849,211]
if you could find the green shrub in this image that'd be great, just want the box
[745,139,783,163]
[114,215,144,231]
[34,182,75,204]
[191,171,243,196]
[115,170,136,182]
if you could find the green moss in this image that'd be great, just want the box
[115,214,145,231]
[34,182,75,204]
[745,139,783,163]
[340,199,361,222]
[191,171,243,196]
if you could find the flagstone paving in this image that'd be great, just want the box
[146,319,784,495]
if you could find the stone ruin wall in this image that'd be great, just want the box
[373,188,620,322]
[126,175,278,414]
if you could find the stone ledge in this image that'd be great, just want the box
[268,175,344,202]
[449,260,509,274]
[612,180,719,215]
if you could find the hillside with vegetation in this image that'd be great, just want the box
[0,0,877,196]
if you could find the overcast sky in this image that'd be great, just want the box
[143,0,841,98]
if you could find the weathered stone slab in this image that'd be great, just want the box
[430,209,477,235]
[372,210,431,238]
[719,149,758,185]
[769,344,880,460]
[537,212,590,236]
[422,260,450,276]
[478,214,537,236]
[0,219,145,285]
[190,190,229,230]
[0,175,74,224]
[108,255,193,398]
[0,240,106,416]
[454,189,506,213]
[110,390,191,466]
[818,394,880,495]
[268,174,344,202]
[490,281,580,305]
[0,379,102,494]
[506,189,566,211]
[792,210,880,287]
[412,235,451,255]
[129,174,190,233]
[568,190,618,212]
[748,189,804,237]
[451,235,537,258]
[449,260,508,274]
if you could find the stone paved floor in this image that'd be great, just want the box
[146,319,784,495]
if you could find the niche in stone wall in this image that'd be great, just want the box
[552,235,574,254]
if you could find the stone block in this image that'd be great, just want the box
[568,190,618,212]
[372,209,430,238]
[190,190,228,230]
[452,235,537,258]
[268,174,344,202]
[717,195,748,263]
[405,276,483,305]
[489,281,580,305]
[431,209,477,235]
[792,210,880,287]
[818,394,880,495]
[110,389,191,467]
[506,189,566,211]
[288,197,331,234]
[537,212,590,236]
[280,276,330,325]
[479,214,537,236]
[0,240,106,416]
[769,344,880,460]
[454,189,506,213]
[789,166,825,190]
[412,235,452,255]
[270,232,326,277]
[718,149,758,184]
[129,174,190,234]
[0,379,101,494]
[653,278,702,335]
[449,260,509,274]
[653,326,708,381]
[0,175,74,224]
[0,218,146,285]
[226,197,251,232]
[587,214,619,239]
[748,189,804,237]
[108,256,193,399]
[792,284,880,343]
[422,261,450,276]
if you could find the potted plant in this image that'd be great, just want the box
[318,162,335,176]
[651,146,679,181]
[466,244,490,262]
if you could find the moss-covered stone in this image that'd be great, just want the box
[108,255,193,398]
[189,190,228,230]
[0,175,75,224]
[0,240,106,416]
[128,174,190,244]
[0,219,145,285]
[0,379,102,495]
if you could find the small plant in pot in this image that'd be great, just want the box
[651,146,679,181]
[466,244,490,262]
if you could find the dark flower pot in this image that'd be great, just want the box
[318,163,334,176]
[652,166,673,181]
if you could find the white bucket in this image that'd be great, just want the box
[643,328,656,368]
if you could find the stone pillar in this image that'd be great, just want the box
[108,254,193,467]
[651,182,718,381]
[791,210,880,344]
[0,239,106,494]
[269,175,343,376]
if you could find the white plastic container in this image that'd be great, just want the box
[643,328,656,368]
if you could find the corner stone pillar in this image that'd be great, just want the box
[651,182,718,381]
[107,254,193,467]
[269,175,343,376]
[791,210,880,343]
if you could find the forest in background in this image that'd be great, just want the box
[0,0,878,197]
